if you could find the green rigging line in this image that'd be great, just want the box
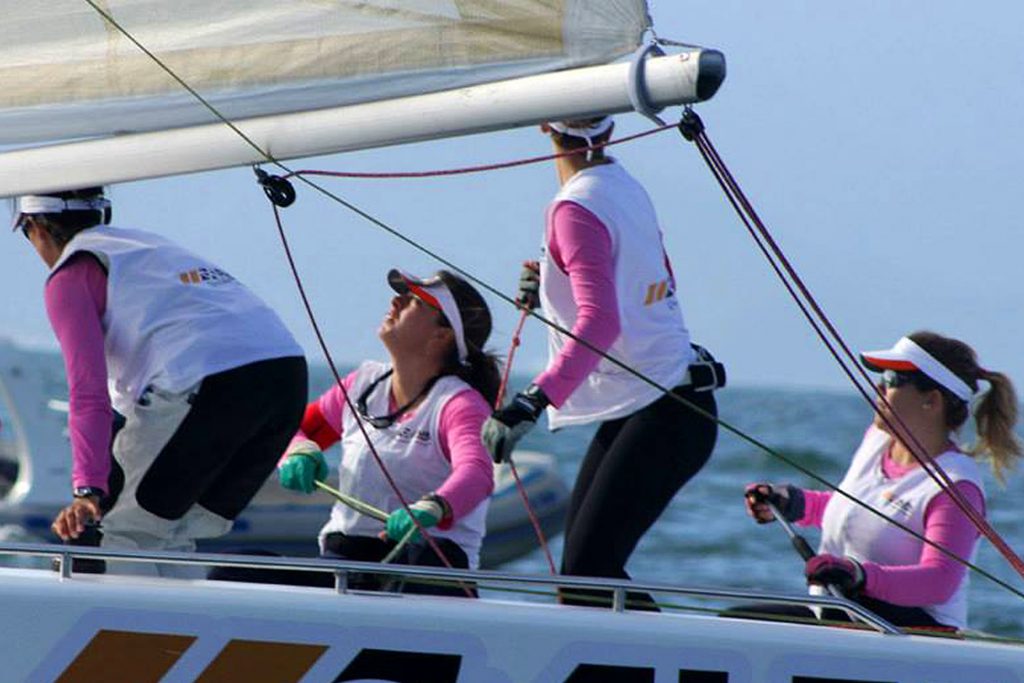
[80,0,1024,603]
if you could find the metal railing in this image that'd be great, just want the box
[0,541,902,634]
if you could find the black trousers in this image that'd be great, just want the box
[559,385,718,609]
[132,355,308,522]
[322,532,477,597]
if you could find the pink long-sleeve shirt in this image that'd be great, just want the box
[293,372,494,523]
[44,254,114,492]
[533,200,621,407]
[798,451,984,607]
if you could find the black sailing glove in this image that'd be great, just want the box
[481,385,549,464]
[744,483,805,524]
[516,260,540,311]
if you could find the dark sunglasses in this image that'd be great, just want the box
[356,369,439,429]
[15,214,31,239]
[880,369,939,391]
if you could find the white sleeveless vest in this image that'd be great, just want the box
[818,426,984,628]
[320,361,489,568]
[50,226,302,414]
[539,162,693,429]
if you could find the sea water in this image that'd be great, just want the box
[490,381,1024,638]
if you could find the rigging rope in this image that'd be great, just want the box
[678,107,1024,581]
[267,201,474,597]
[284,124,675,181]
[82,0,1024,601]
[260,166,1024,600]
[494,309,558,575]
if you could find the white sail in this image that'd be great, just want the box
[0,0,651,145]
[0,1,727,196]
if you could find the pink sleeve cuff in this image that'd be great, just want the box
[797,489,832,528]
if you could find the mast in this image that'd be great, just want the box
[0,51,724,197]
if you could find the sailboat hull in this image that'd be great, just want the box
[2,553,1021,683]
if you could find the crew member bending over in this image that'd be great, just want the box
[14,187,307,574]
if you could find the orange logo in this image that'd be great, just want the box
[643,279,671,305]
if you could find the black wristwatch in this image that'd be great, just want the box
[73,486,105,500]
[516,384,550,418]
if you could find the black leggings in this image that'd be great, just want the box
[559,386,718,609]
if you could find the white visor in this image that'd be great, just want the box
[547,116,614,141]
[861,336,975,401]
[12,195,110,230]
[387,269,469,364]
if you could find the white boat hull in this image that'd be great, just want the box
[1,547,1021,683]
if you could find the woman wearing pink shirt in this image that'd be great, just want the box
[484,117,724,609]
[278,269,497,596]
[15,186,306,572]
[746,331,1020,630]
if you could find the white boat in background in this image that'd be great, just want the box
[0,339,568,567]
[0,2,1021,681]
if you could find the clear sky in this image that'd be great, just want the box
[2,2,1023,391]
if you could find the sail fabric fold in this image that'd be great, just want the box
[0,0,650,145]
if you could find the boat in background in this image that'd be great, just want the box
[0,339,568,567]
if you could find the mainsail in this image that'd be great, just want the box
[0,1,724,195]
[2,0,652,144]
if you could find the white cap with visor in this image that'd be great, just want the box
[860,336,975,402]
[11,195,111,231]
[387,269,469,365]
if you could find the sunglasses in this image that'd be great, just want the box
[356,369,439,429]
[880,369,939,392]
[14,214,31,239]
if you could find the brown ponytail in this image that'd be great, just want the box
[973,369,1021,484]
[910,331,1022,483]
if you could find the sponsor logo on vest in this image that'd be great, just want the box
[643,279,672,305]
[178,266,236,286]
[392,426,432,444]
[881,490,913,516]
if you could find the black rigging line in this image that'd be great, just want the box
[81,1,1024,601]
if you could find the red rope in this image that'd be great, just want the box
[283,123,676,181]
[267,203,475,597]
[686,113,1024,580]
[495,307,558,575]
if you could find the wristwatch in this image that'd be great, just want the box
[72,486,105,500]
[516,383,551,417]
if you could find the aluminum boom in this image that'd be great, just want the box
[0,51,724,197]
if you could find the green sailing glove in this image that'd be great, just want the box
[278,439,329,494]
[385,494,450,543]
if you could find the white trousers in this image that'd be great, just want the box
[101,384,232,577]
